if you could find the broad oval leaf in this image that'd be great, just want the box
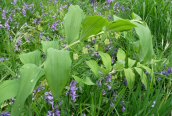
[0,80,19,104]
[12,64,44,115]
[99,51,112,72]
[80,16,108,40]
[134,67,148,89]
[64,5,85,44]
[19,50,42,66]
[106,20,136,32]
[132,20,154,63]
[44,48,72,99]
[41,41,59,53]
[124,68,135,89]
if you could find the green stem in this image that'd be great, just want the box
[63,40,80,50]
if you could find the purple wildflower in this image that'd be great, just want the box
[15,39,22,51]
[5,20,10,30]
[2,10,7,20]
[103,90,106,95]
[22,8,26,17]
[12,0,18,5]
[106,75,112,83]
[167,68,172,74]
[0,24,3,29]
[122,106,126,112]
[55,108,60,116]
[45,92,54,107]
[51,22,59,31]
[69,81,78,102]
[9,15,13,22]
[47,108,60,116]
[107,85,112,90]
[1,112,11,116]
[107,0,113,4]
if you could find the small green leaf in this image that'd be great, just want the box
[12,64,44,115]
[134,67,148,89]
[41,41,59,53]
[80,16,108,40]
[137,62,152,74]
[44,48,72,99]
[73,75,95,85]
[106,20,136,32]
[19,50,42,66]
[117,48,126,61]
[64,5,85,44]
[86,60,100,77]
[98,51,112,72]
[132,12,142,20]
[124,68,135,89]
[114,61,125,71]
[0,80,19,104]
[128,58,136,68]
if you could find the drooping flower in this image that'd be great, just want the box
[69,81,78,102]
[2,10,7,19]
[51,22,59,31]
[0,23,3,29]
[1,112,11,116]
[107,0,113,4]
[15,39,23,51]
[12,0,18,5]
[122,106,126,112]
[5,20,10,30]
[45,92,54,107]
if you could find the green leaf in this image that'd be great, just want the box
[117,48,126,61]
[12,64,44,115]
[99,51,112,72]
[44,48,72,99]
[80,16,108,40]
[114,61,125,71]
[132,21,154,63]
[41,41,59,53]
[19,50,42,66]
[137,62,152,74]
[132,12,142,20]
[86,60,100,77]
[124,68,135,89]
[106,20,136,32]
[73,75,95,85]
[64,5,85,44]
[128,58,136,68]
[134,67,148,89]
[0,80,19,104]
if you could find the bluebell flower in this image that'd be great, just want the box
[12,0,17,5]
[45,92,54,107]
[107,0,113,4]
[2,10,7,20]
[69,81,78,102]
[122,106,126,112]
[106,75,112,83]
[0,23,3,29]
[51,22,59,31]
[5,20,10,30]
[22,8,26,17]
[15,39,22,51]
[1,112,11,116]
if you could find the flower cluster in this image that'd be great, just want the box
[69,81,78,102]
[45,91,61,116]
